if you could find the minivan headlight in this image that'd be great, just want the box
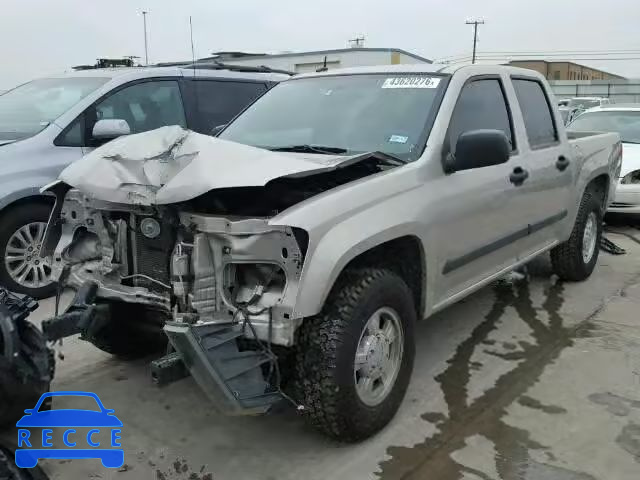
[621,170,640,184]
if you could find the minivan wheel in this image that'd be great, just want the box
[551,191,603,281]
[0,204,56,299]
[293,268,416,442]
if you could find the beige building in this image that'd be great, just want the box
[508,60,624,81]
[202,48,432,74]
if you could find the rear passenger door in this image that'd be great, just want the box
[185,80,268,135]
[509,77,573,258]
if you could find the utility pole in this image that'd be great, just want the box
[465,19,485,64]
[348,35,366,48]
[142,11,149,66]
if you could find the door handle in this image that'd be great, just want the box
[509,167,529,186]
[556,155,570,171]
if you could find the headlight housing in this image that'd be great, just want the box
[621,170,640,184]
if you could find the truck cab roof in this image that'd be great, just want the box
[290,63,547,80]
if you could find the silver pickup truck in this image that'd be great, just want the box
[41,64,621,442]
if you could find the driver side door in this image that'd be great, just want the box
[434,76,526,305]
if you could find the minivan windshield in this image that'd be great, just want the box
[219,73,447,162]
[568,110,640,144]
[0,77,109,141]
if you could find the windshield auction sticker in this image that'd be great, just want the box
[382,77,441,89]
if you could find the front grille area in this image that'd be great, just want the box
[132,216,175,292]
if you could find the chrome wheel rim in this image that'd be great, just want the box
[354,307,404,407]
[4,222,53,289]
[582,212,598,264]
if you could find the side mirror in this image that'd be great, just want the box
[92,119,131,140]
[444,129,510,173]
[211,124,227,136]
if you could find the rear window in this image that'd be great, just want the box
[512,79,558,148]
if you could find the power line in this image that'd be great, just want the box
[479,57,640,62]
[465,19,485,64]
[436,49,640,62]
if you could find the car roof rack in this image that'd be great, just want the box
[183,61,295,76]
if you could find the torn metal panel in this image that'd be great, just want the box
[59,126,378,205]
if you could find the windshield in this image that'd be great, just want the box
[219,73,447,162]
[568,110,640,143]
[0,77,109,141]
[568,99,600,109]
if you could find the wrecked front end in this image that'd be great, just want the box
[41,127,398,415]
[43,184,307,345]
[41,183,308,414]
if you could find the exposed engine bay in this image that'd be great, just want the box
[45,187,306,346]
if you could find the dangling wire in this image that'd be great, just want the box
[232,284,304,411]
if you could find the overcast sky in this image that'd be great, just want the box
[1,0,640,89]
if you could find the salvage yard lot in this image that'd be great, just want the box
[30,227,640,480]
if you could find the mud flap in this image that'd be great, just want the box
[164,321,282,415]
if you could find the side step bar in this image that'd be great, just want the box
[163,321,282,415]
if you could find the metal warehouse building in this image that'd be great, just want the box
[202,48,432,74]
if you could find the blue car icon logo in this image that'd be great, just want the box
[15,391,123,469]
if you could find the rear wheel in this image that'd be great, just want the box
[0,203,56,299]
[551,191,603,281]
[293,268,416,442]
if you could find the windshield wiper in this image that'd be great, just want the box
[622,140,640,144]
[268,144,348,154]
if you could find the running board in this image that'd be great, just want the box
[163,322,282,415]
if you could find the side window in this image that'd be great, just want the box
[93,80,186,136]
[192,80,267,134]
[448,79,514,154]
[512,79,558,148]
[55,116,84,147]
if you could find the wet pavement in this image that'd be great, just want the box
[16,226,640,479]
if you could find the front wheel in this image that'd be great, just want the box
[0,203,56,299]
[550,191,603,281]
[293,268,416,442]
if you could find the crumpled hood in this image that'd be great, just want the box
[620,143,640,177]
[59,126,366,205]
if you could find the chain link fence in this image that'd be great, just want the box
[550,80,640,103]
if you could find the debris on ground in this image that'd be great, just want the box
[600,235,627,255]
[0,288,55,427]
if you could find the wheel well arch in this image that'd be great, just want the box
[331,235,425,318]
[585,173,610,212]
[0,195,54,218]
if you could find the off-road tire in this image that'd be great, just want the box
[550,191,603,281]
[0,321,54,428]
[0,203,56,299]
[88,303,169,359]
[293,268,416,442]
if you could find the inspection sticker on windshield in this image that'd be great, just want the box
[382,77,441,89]
[389,135,408,144]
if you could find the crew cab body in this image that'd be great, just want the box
[41,64,621,441]
[0,66,288,297]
